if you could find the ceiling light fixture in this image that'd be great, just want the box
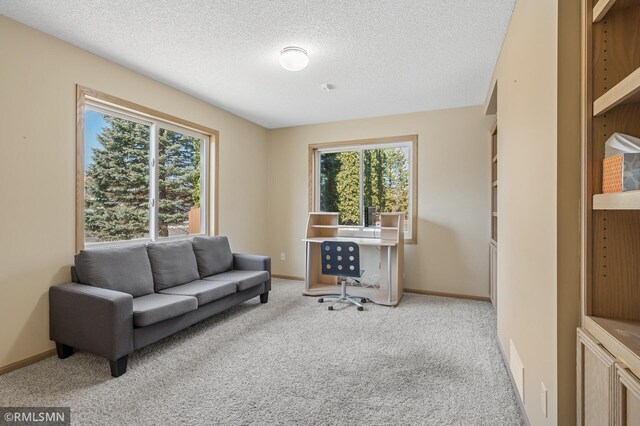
[279,46,309,71]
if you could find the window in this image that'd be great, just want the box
[311,136,417,243]
[77,86,217,249]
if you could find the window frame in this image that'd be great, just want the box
[76,85,219,251]
[309,135,418,244]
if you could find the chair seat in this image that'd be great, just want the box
[132,293,197,327]
[203,270,269,292]
[159,279,237,306]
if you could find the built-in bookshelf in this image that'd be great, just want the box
[578,0,640,423]
[491,122,498,242]
[489,121,497,308]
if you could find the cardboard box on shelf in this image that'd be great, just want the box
[603,153,640,193]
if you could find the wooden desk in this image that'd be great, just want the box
[302,213,404,306]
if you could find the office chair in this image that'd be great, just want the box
[318,241,366,311]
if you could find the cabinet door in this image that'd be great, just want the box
[615,364,640,425]
[489,241,497,307]
[578,329,617,426]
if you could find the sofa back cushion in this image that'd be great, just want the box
[74,245,154,297]
[147,240,200,291]
[191,236,233,278]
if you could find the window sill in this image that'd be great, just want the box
[83,233,206,251]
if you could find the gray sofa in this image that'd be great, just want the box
[49,236,270,377]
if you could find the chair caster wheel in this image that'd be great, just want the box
[328,306,334,311]
[357,306,364,311]
[318,298,324,303]
[361,298,367,303]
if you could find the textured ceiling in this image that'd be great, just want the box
[0,0,515,129]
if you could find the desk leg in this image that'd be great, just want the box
[305,242,310,292]
[387,245,392,305]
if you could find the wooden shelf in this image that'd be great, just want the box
[585,316,640,375]
[594,67,640,116]
[593,0,640,22]
[303,237,397,247]
[492,212,498,217]
[311,225,398,230]
[594,0,616,21]
[593,191,640,209]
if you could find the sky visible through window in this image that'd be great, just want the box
[84,109,105,170]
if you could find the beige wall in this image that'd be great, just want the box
[492,0,581,424]
[0,16,269,369]
[266,106,493,297]
[495,0,559,423]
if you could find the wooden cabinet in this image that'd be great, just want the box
[578,329,617,426]
[615,364,640,425]
[579,0,640,422]
[489,240,497,307]
[577,329,640,426]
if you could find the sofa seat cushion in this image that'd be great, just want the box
[203,270,269,292]
[159,279,237,306]
[192,236,234,278]
[75,244,154,298]
[132,293,198,327]
[147,240,200,291]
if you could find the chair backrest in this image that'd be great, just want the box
[320,241,361,278]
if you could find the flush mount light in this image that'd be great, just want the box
[279,46,309,71]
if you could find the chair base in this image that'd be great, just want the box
[322,295,364,311]
[317,276,365,311]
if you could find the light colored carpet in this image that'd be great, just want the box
[0,279,524,425]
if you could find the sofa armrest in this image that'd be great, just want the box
[49,283,134,361]
[233,253,271,292]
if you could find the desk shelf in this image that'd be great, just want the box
[303,237,397,246]
[311,225,398,230]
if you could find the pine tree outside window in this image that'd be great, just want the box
[77,88,214,249]
[313,136,417,243]
[84,110,152,243]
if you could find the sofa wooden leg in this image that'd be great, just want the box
[260,292,269,304]
[55,342,74,359]
[109,355,128,377]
